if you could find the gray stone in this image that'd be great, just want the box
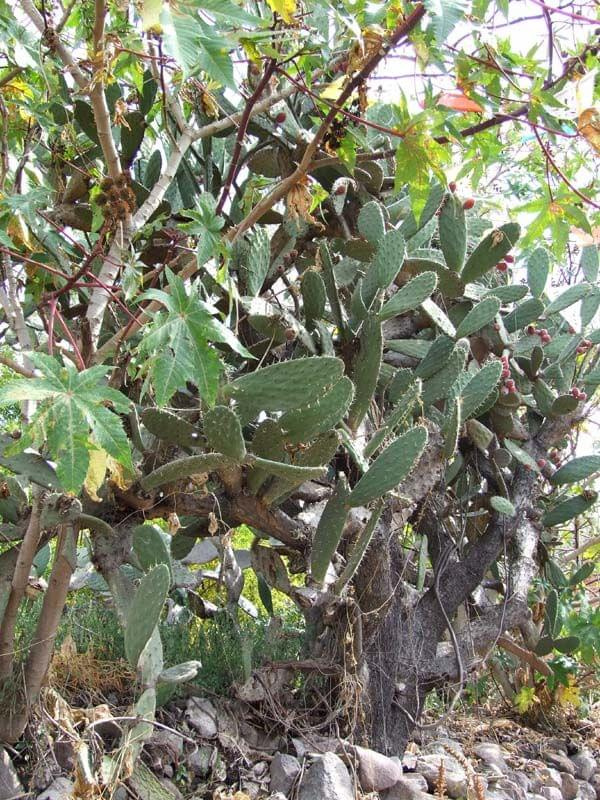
[270,753,301,796]
[0,748,23,800]
[540,787,563,800]
[545,752,575,775]
[571,753,597,782]
[589,772,600,800]
[298,753,354,800]
[37,778,75,800]
[416,754,468,799]
[531,767,563,793]
[267,795,288,800]
[158,778,183,800]
[560,771,578,800]
[425,739,465,757]
[187,746,215,779]
[185,697,218,738]
[474,743,510,774]
[381,783,434,800]
[353,746,403,792]
[402,774,429,793]
[493,777,526,800]
[526,794,547,800]
[577,780,597,800]
[486,791,512,800]
[510,771,531,793]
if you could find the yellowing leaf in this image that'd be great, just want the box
[139,0,164,33]
[574,69,596,115]
[514,686,537,714]
[266,0,296,24]
[84,447,108,501]
[578,107,600,155]
[320,76,346,101]
[558,677,580,709]
[106,455,134,491]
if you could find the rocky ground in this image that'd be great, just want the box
[1,695,599,800]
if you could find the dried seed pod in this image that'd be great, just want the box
[100,177,114,191]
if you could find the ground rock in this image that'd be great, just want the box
[577,780,597,800]
[297,753,353,800]
[491,776,526,800]
[540,787,563,800]
[560,771,578,800]
[416,754,468,798]
[589,772,600,800]
[509,771,531,793]
[36,778,74,800]
[545,752,575,775]
[571,753,597,782]
[353,746,404,792]
[381,783,435,800]
[474,742,510,774]
[424,739,465,757]
[0,748,23,800]
[486,790,512,800]
[270,753,301,796]
[185,697,218,738]
[531,767,563,793]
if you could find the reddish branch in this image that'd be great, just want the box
[534,128,600,211]
[216,59,277,214]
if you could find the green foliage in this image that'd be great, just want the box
[0,354,131,493]
[124,564,171,667]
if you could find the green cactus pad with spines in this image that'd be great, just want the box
[141,409,203,449]
[399,181,445,238]
[349,425,428,507]
[301,269,327,329]
[204,405,246,461]
[542,491,598,526]
[438,193,466,271]
[247,314,289,346]
[250,455,327,482]
[348,317,383,431]
[490,496,516,516]
[225,356,345,419]
[581,290,600,327]
[403,258,465,298]
[554,636,581,654]
[503,439,539,471]
[466,418,493,452]
[280,376,354,444]
[483,285,529,303]
[365,379,422,458]
[503,298,545,333]
[159,661,202,684]
[415,336,454,380]
[580,244,599,282]
[124,563,170,667]
[379,272,438,321]
[532,379,557,417]
[386,339,431,359]
[358,201,386,243]
[545,284,591,315]
[362,229,406,308]
[245,226,270,297]
[388,368,414,402]
[133,524,172,574]
[319,243,346,335]
[0,435,61,489]
[443,398,462,458]
[334,501,384,594]
[530,346,544,376]
[551,395,579,416]
[261,432,339,505]
[247,419,285,494]
[460,361,503,419]
[422,342,468,406]
[527,248,549,298]
[550,456,600,486]
[310,475,350,584]
[461,222,520,283]
[421,298,457,338]
[141,453,238,490]
[454,297,501,339]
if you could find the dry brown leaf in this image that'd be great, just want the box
[578,107,600,155]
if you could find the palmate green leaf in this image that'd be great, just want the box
[81,403,133,472]
[152,354,189,407]
[423,0,467,44]
[0,358,132,494]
